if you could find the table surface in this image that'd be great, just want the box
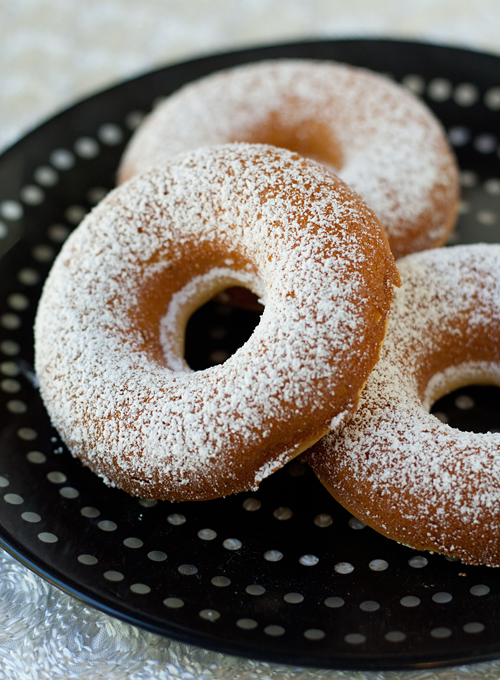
[2,1,500,678]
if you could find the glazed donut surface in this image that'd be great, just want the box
[307,244,500,567]
[118,59,459,259]
[35,143,399,502]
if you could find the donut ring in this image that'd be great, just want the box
[118,59,459,259]
[307,244,500,567]
[35,144,399,502]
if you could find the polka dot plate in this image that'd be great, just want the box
[1,39,500,671]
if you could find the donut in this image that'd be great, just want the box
[117,59,460,259]
[35,143,399,502]
[306,244,500,567]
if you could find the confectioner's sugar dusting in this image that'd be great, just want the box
[35,143,397,499]
[309,244,500,565]
[119,59,458,248]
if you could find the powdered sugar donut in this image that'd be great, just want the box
[35,143,399,502]
[118,59,459,259]
[307,244,500,567]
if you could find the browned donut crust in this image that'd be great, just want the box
[118,59,459,259]
[307,244,500,567]
[35,144,399,502]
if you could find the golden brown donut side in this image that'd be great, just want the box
[306,244,500,567]
[35,143,399,502]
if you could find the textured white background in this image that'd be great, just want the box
[2,1,500,678]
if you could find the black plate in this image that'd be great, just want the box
[1,39,500,671]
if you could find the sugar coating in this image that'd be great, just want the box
[35,143,398,501]
[307,244,500,567]
[118,59,459,258]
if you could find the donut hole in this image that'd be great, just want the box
[184,287,262,371]
[431,385,500,433]
[241,116,343,173]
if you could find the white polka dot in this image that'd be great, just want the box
[243,497,261,511]
[50,149,75,170]
[484,179,500,195]
[18,428,37,441]
[335,562,354,574]
[211,575,231,588]
[98,123,124,145]
[1,361,19,376]
[0,201,23,220]
[454,83,479,107]
[123,537,143,549]
[409,556,428,568]
[431,627,452,639]
[47,224,70,243]
[360,600,380,611]
[345,633,365,645]
[80,506,100,518]
[428,78,452,101]
[264,625,285,637]
[448,126,471,147]
[163,597,184,608]
[0,476,9,487]
[8,400,31,414]
[34,166,58,187]
[59,487,79,499]
[474,134,497,154]
[167,513,186,525]
[38,532,58,543]
[273,506,292,520]
[0,221,7,239]
[477,210,497,225]
[314,513,333,527]
[463,622,485,634]
[87,187,108,205]
[264,550,283,562]
[433,411,449,423]
[32,244,55,262]
[385,631,406,642]
[470,584,490,596]
[21,512,41,523]
[299,554,319,566]
[198,528,217,540]
[485,87,500,110]
[1,314,21,330]
[284,592,304,604]
[325,596,345,608]
[20,185,44,205]
[178,564,198,575]
[74,137,100,159]
[210,350,229,364]
[8,293,29,311]
[47,471,67,484]
[432,591,452,603]
[1,379,20,393]
[369,559,388,571]
[18,268,40,285]
[26,451,46,464]
[78,554,98,565]
[104,571,124,582]
[304,628,325,641]
[401,595,421,607]
[138,498,157,508]
[199,609,220,621]
[125,111,145,130]
[223,538,242,550]
[98,520,117,532]
[1,340,20,356]
[130,583,151,594]
[65,205,86,225]
[401,74,425,95]
[4,493,23,505]
[348,517,366,530]
[460,170,478,187]
[148,550,167,562]
[246,584,265,595]
[237,618,258,630]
